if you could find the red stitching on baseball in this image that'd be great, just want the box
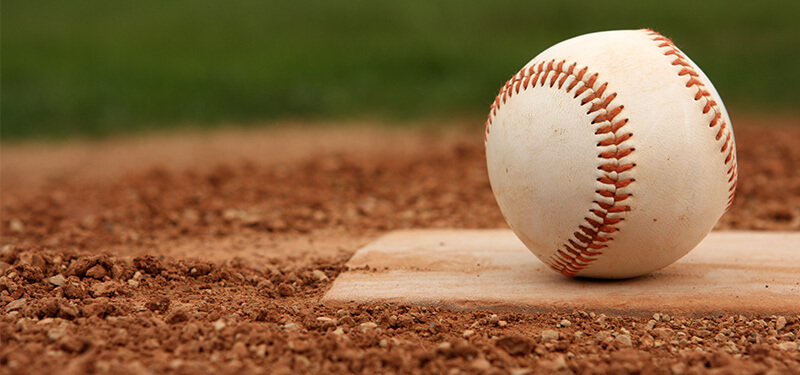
[644,29,738,210]
[484,58,635,278]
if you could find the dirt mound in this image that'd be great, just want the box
[2,122,799,374]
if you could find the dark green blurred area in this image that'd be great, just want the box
[2,0,799,139]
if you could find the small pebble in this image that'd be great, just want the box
[541,329,559,343]
[559,319,572,328]
[231,342,249,357]
[283,322,301,332]
[47,275,66,287]
[47,327,66,342]
[652,327,675,340]
[295,355,311,369]
[277,283,294,297]
[9,219,24,232]
[312,270,329,282]
[616,334,633,347]
[641,333,655,347]
[5,298,26,311]
[337,315,356,327]
[470,358,492,371]
[85,264,107,279]
[212,320,226,331]
[253,344,267,357]
[776,316,787,331]
[462,329,476,338]
[59,302,79,319]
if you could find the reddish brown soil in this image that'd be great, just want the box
[1,120,799,374]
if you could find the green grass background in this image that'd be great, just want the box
[2,0,799,139]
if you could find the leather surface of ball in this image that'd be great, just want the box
[484,29,738,279]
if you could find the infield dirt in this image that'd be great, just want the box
[1,118,799,374]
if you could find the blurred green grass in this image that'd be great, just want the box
[2,0,799,139]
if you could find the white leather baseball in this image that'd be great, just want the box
[485,29,738,279]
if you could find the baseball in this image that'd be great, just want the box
[484,29,738,279]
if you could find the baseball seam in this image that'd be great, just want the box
[485,59,635,277]
[644,29,738,210]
